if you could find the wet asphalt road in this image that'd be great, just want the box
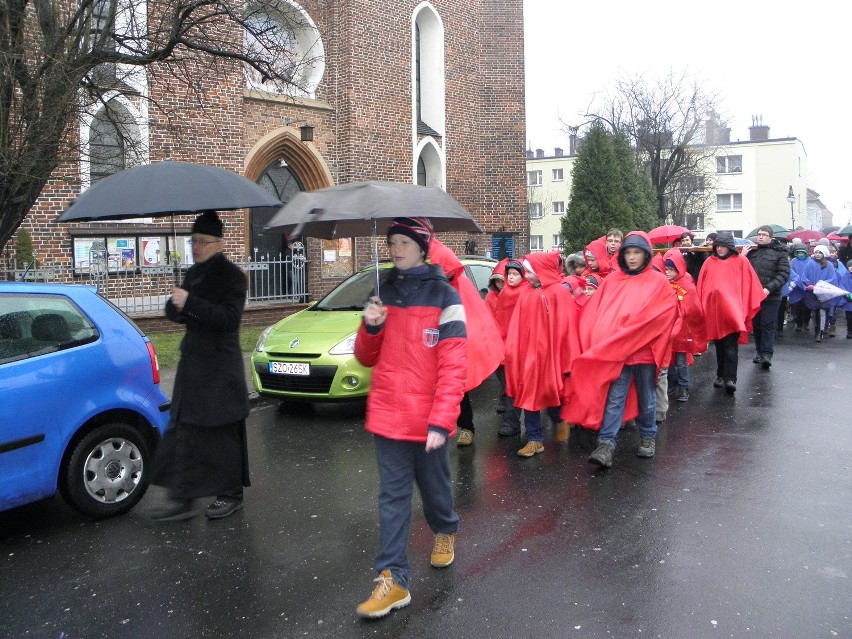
[1,326,851,639]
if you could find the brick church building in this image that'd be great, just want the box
[8,0,527,319]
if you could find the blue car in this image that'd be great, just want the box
[0,283,171,518]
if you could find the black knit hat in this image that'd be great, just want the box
[192,211,224,238]
[387,217,433,255]
[505,260,524,277]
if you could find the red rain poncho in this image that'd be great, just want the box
[563,232,679,428]
[664,248,707,358]
[697,250,764,344]
[429,239,505,391]
[504,252,580,411]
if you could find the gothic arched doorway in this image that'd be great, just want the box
[249,161,306,300]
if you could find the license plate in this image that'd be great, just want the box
[269,361,310,376]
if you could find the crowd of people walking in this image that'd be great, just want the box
[282,219,850,620]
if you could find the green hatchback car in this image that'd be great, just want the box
[251,257,497,402]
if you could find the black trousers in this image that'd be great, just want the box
[753,297,782,358]
[458,392,474,433]
[714,332,740,382]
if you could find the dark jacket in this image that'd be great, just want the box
[166,252,249,426]
[746,239,791,299]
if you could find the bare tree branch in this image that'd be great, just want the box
[0,0,324,248]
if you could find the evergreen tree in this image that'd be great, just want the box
[612,131,658,231]
[561,122,631,253]
[14,229,36,268]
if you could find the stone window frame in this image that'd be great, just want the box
[244,0,325,100]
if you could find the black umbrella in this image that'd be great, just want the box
[58,161,281,284]
[263,180,483,294]
[58,161,281,221]
[263,180,483,238]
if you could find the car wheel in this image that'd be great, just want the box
[59,422,151,519]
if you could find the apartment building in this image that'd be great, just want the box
[526,120,809,246]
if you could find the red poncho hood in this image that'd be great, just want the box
[523,251,565,287]
[581,238,614,279]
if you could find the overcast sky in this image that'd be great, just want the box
[523,0,852,225]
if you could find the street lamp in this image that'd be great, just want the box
[786,185,796,230]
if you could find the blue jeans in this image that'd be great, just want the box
[373,435,459,589]
[523,405,562,442]
[598,364,657,449]
[672,352,690,390]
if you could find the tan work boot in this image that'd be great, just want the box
[356,570,411,619]
[456,428,474,447]
[554,421,570,442]
[431,533,456,567]
[517,441,544,457]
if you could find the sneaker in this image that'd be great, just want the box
[205,496,243,519]
[761,356,772,370]
[430,533,456,568]
[637,437,656,458]
[676,387,689,402]
[828,324,836,337]
[724,380,737,394]
[356,570,411,619]
[148,495,196,522]
[713,377,725,388]
[456,429,474,447]
[517,441,544,457]
[554,421,570,442]
[752,355,764,364]
[588,442,614,468]
[497,424,521,437]
[815,332,824,343]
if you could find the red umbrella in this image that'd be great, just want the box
[787,229,826,242]
[647,224,692,244]
[826,232,848,245]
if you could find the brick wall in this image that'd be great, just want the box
[14,0,527,300]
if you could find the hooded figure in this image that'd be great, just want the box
[698,232,764,344]
[504,251,579,455]
[493,259,531,340]
[580,238,614,280]
[563,232,680,467]
[664,248,706,358]
[697,231,764,392]
[484,258,508,317]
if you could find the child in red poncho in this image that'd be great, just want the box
[580,238,614,281]
[697,231,764,394]
[504,252,579,456]
[493,260,531,436]
[563,232,679,468]
[664,248,707,403]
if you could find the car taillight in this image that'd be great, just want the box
[146,342,161,385]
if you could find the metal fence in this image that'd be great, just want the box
[1,250,307,316]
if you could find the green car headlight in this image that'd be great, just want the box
[329,333,357,356]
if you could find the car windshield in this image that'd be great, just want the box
[313,268,380,311]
